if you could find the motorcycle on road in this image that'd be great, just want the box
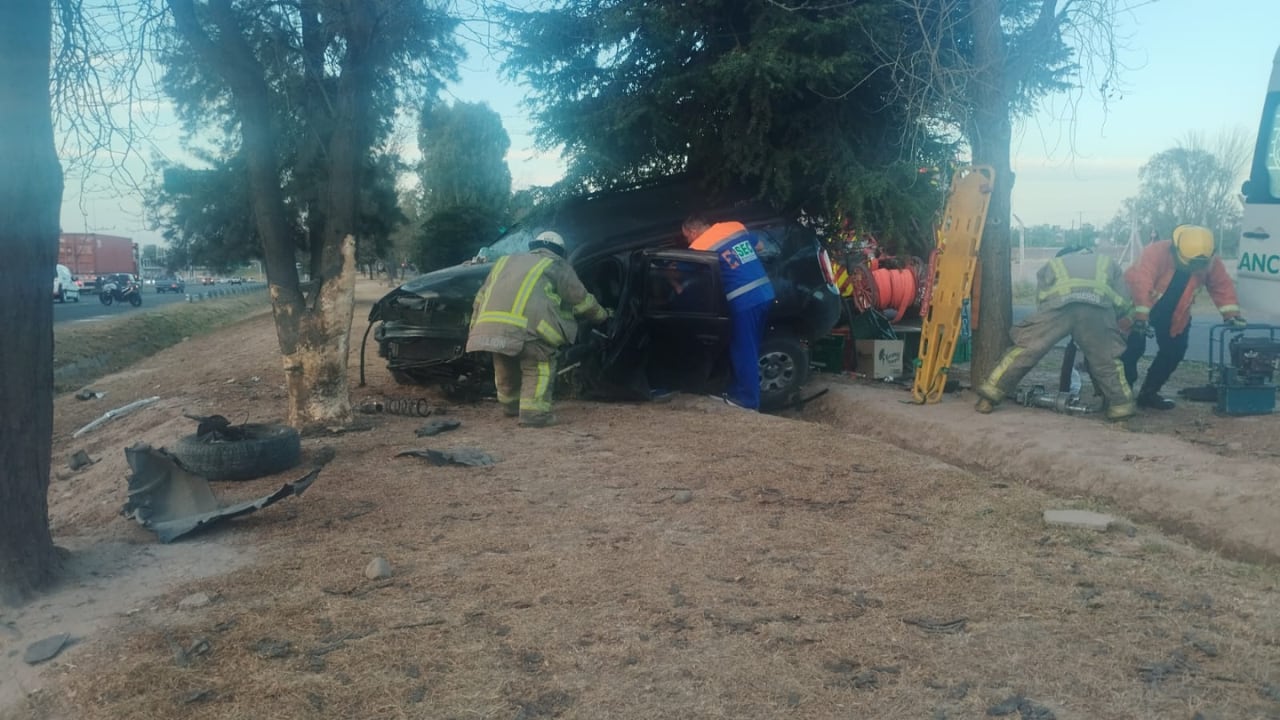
[99,277,143,307]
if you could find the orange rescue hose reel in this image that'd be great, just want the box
[848,263,924,321]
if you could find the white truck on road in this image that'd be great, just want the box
[1236,45,1280,320]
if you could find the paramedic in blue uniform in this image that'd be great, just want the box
[682,214,776,409]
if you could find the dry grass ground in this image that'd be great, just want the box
[4,280,1279,720]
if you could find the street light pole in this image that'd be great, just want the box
[1012,213,1026,281]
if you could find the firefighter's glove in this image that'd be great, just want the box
[1130,319,1149,338]
[1230,316,1248,329]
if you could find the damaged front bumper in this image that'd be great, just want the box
[121,444,318,543]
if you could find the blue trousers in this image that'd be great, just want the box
[728,302,770,409]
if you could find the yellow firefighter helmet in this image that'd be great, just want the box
[1172,225,1215,264]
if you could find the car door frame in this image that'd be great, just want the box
[632,247,732,389]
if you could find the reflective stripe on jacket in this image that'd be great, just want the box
[689,221,775,310]
[466,249,607,356]
[1125,240,1240,337]
[1035,253,1131,315]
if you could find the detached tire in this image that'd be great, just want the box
[172,423,301,481]
[758,332,810,411]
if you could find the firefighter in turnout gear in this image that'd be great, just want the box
[975,247,1137,420]
[466,231,609,427]
[1120,225,1245,410]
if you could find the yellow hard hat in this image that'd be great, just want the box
[1172,225,1215,264]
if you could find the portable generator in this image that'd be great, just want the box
[1209,324,1280,416]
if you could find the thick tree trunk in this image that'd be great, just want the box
[232,77,355,430]
[0,0,63,605]
[967,0,1015,383]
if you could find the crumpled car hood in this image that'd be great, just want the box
[368,263,490,323]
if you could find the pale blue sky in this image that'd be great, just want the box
[1010,0,1279,227]
[60,1,1280,245]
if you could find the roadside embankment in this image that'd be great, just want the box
[53,290,271,392]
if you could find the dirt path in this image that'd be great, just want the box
[4,280,1279,719]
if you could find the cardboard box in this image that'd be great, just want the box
[855,339,905,379]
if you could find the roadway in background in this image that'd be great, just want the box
[53,282,264,325]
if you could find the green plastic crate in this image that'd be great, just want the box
[812,335,847,373]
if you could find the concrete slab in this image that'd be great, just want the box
[1043,509,1115,531]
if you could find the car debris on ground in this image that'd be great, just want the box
[121,444,319,543]
[358,398,446,417]
[394,447,496,467]
[72,396,160,438]
[415,418,461,437]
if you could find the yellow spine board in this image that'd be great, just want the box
[911,166,995,404]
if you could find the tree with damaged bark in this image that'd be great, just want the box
[849,0,1124,379]
[162,0,462,428]
[0,0,64,605]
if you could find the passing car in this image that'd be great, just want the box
[366,177,843,409]
[54,264,81,303]
[201,276,215,286]
[156,276,186,294]
[229,276,244,285]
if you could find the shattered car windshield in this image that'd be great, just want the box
[476,227,581,261]
[475,230,534,261]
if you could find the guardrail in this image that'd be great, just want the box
[185,283,268,302]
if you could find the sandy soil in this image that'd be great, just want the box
[3,280,1279,720]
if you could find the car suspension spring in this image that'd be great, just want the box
[358,398,436,417]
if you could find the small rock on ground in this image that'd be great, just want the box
[672,490,693,504]
[365,556,392,580]
[24,633,72,665]
[250,638,293,659]
[1043,509,1115,531]
[67,449,95,471]
[178,592,214,610]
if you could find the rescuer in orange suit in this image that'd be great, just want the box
[682,214,775,409]
[1120,225,1246,410]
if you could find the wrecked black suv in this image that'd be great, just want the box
[366,178,842,409]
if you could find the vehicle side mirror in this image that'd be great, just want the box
[1242,180,1252,197]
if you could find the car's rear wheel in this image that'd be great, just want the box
[758,333,809,410]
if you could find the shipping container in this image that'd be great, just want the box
[59,233,138,289]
